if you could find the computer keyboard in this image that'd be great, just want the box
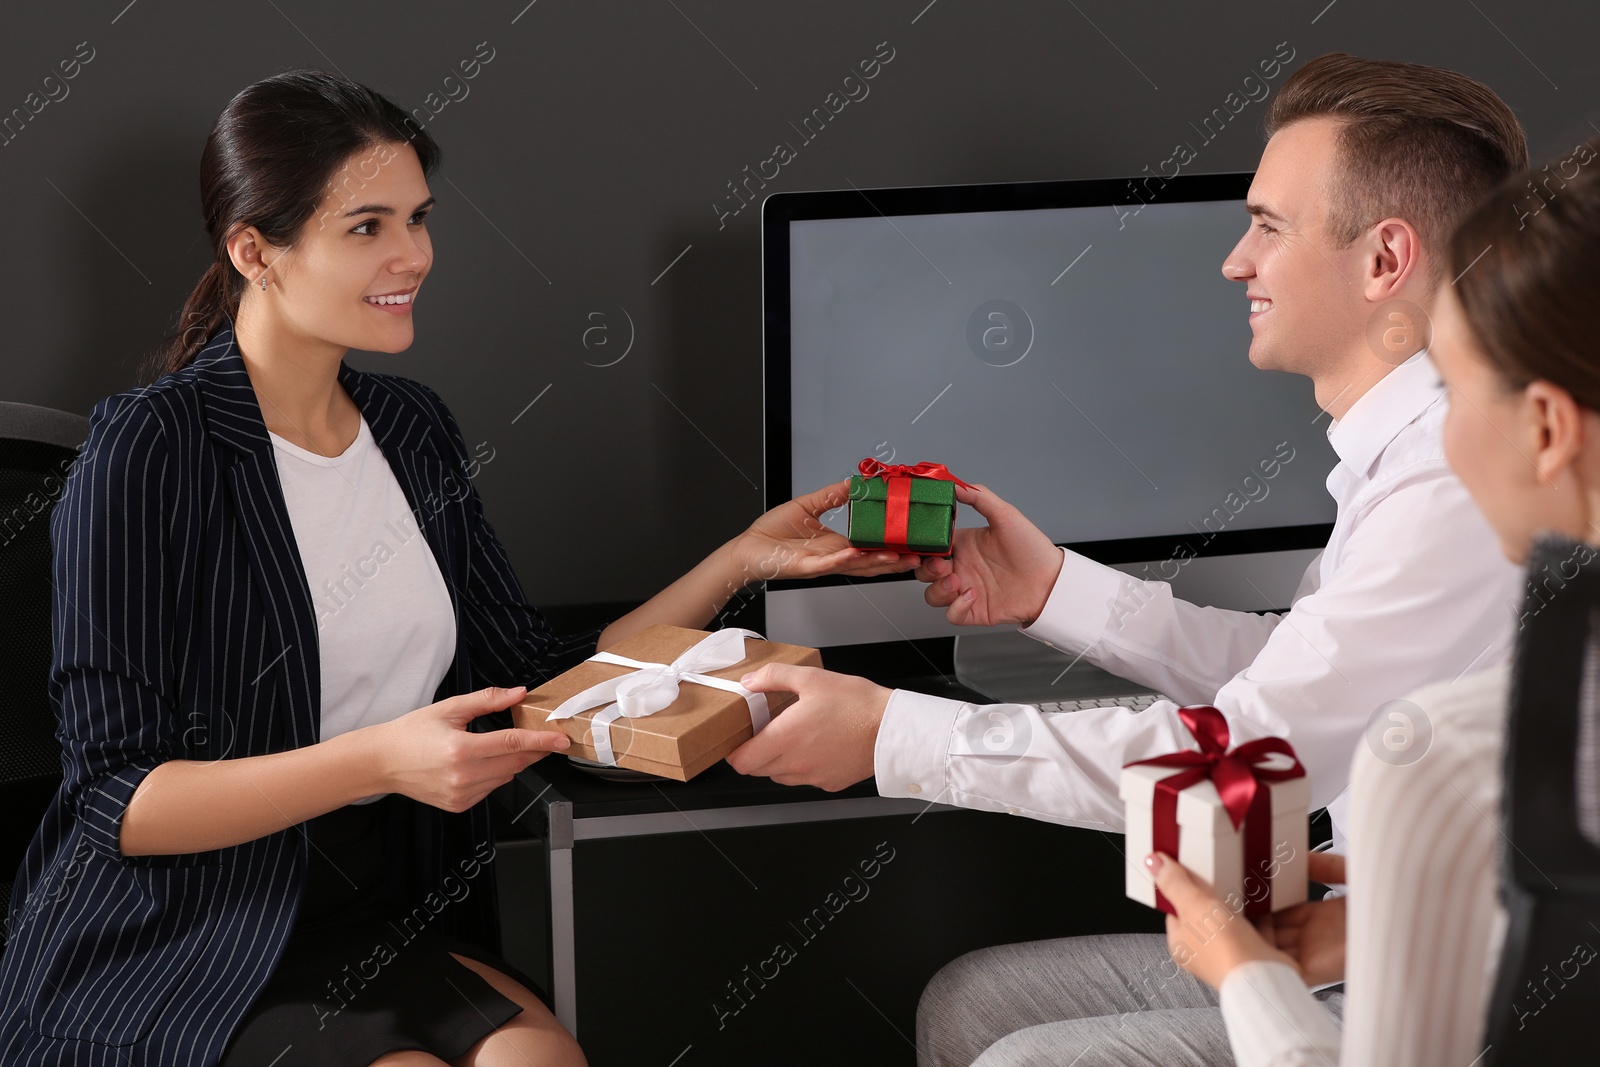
[1035,693,1168,713]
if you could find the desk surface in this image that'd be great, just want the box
[518,751,882,818]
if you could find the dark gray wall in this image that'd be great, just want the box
[4,0,1597,608]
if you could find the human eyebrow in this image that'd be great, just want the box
[342,196,437,219]
[1244,201,1288,224]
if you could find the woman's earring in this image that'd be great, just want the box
[259,274,268,291]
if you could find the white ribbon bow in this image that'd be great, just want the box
[545,628,772,766]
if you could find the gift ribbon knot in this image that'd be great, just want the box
[1127,705,1304,917]
[545,628,771,767]
[855,458,975,490]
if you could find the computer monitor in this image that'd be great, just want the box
[761,173,1338,651]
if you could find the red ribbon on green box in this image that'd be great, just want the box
[848,459,974,556]
[1124,705,1305,918]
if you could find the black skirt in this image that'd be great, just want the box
[218,794,542,1067]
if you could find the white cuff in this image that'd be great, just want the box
[1218,960,1342,1067]
[1018,548,1123,654]
[874,688,963,800]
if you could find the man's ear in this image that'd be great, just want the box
[1361,217,1424,302]
[1527,380,1587,487]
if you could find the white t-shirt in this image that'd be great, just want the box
[269,415,457,797]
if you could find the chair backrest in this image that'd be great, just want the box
[1483,532,1600,1062]
[0,402,87,951]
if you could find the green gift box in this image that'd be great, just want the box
[847,466,960,556]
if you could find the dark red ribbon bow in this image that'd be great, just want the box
[1127,705,1304,916]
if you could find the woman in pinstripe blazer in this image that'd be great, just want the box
[0,71,917,1067]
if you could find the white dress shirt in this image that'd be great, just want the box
[873,352,1521,845]
[1218,661,1511,1066]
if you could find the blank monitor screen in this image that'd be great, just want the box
[763,174,1339,645]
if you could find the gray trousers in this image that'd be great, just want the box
[916,932,1345,1066]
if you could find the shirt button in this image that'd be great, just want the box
[906,782,923,795]
[1006,806,1020,815]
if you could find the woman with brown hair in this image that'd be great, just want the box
[1149,132,1600,1064]
[0,69,917,1067]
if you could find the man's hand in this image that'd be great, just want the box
[1260,851,1347,985]
[725,663,891,791]
[1149,851,1297,991]
[734,479,921,582]
[914,483,1063,627]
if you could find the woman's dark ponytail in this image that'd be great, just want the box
[167,261,235,371]
[147,69,442,379]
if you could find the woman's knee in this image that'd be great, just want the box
[368,1052,451,1066]
[447,954,585,1067]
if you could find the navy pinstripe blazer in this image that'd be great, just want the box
[0,324,599,1066]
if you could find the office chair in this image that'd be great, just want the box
[0,402,87,955]
[1483,533,1600,1063]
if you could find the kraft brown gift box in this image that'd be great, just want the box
[513,624,822,781]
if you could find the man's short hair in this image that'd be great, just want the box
[1265,53,1527,274]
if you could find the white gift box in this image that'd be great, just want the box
[1120,753,1310,915]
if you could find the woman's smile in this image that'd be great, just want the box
[363,286,417,315]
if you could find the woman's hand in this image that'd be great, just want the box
[594,480,923,648]
[1148,851,1298,990]
[731,478,922,583]
[372,685,571,812]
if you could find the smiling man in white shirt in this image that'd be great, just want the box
[728,53,1529,1066]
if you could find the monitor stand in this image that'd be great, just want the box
[953,630,1153,706]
